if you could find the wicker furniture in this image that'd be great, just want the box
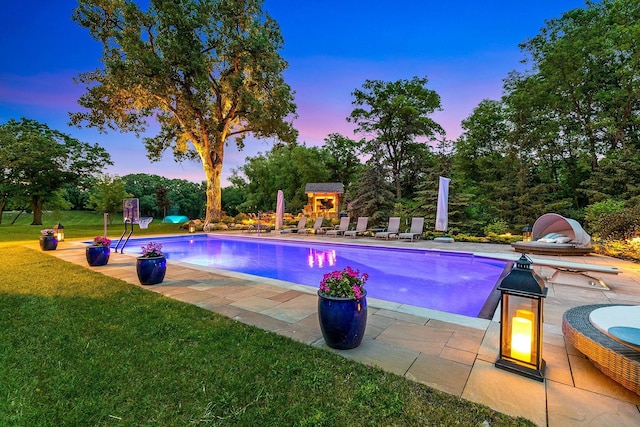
[562,304,640,395]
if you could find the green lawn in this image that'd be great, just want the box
[0,212,534,425]
[0,210,187,243]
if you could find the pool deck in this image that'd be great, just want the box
[42,233,640,426]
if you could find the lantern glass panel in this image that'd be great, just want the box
[53,224,65,241]
[501,293,540,366]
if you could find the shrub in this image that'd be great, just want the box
[593,206,640,241]
[484,219,509,236]
[584,199,625,230]
[234,213,250,223]
[221,215,235,224]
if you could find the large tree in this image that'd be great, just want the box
[70,0,297,222]
[346,158,395,227]
[504,0,640,207]
[348,76,444,199]
[0,118,112,225]
[88,175,132,225]
[319,133,363,191]
[231,144,330,213]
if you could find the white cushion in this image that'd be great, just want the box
[538,233,570,243]
[589,306,640,334]
[541,232,562,240]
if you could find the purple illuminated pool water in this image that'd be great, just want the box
[122,235,508,318]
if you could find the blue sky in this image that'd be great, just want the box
[0,0,587,185]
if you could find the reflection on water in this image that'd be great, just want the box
[122,235,507,318]
[307,249,337,268]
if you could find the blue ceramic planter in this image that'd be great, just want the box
[136,256,167,285]
[317,290,367,349]
[86,245,110,266]
[39,236,58,251]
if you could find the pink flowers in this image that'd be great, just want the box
[319,266,368,299]
[93,236,112,247]
[141,241,163,258]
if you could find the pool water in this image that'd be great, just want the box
[121,235,507,318]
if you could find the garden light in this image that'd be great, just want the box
[495,254,547,381]
[53,223,65,241]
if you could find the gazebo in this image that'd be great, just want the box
[303,182,344,219]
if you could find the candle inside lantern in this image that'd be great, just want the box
[511,309,534,362]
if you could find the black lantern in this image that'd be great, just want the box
[53,222,65,242]
[495,254,547,381]
[521,224,533,242]
[188,220,196,233]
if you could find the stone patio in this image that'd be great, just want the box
[40,233,640,426]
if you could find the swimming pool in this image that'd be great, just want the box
[120,235,508,318]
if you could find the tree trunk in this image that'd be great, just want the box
[394,171,402,199]
[202,146,224,223]
[30,196,44,225]
[0,193,6,225]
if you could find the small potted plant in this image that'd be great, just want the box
[136,241,167,285]
[317,266,369,349]
[86,236,112,266]
[39,229,58,251]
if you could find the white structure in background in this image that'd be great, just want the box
[275,190,284,232]
[434,176,454,243]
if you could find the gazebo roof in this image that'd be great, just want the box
[304,182,344,194]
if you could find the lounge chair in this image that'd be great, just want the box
[398,217,424,241]
[511,213,593,256]
[281,216,307,233]
[375,217,400,240]
[299,216,324,234]
[326,216,350,237]
[344,217,368,238]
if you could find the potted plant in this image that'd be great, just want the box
[317,266,369,349]
[136,242,167,285]
[39,229,58,251]
[86,236,111,266]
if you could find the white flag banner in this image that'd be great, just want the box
[275,190,284,231]
[435,176,450,232]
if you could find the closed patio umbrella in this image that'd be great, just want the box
[275,190,284,231]
[435,176,450,232]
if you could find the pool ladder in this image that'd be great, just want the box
[115,220,134,253]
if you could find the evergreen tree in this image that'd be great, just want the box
[346,159,395,227]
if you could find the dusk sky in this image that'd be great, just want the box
[0,0,587,186]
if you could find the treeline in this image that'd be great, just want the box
[69,174,206,221]
[230,0,640,235]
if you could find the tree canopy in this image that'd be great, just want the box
[120,174,205,219]
[0,118,112,225]
[70,0,297,223]
[88,175,132,225]
[348,76,444,199]
[230,144,330,213]
[447,0,640,231]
